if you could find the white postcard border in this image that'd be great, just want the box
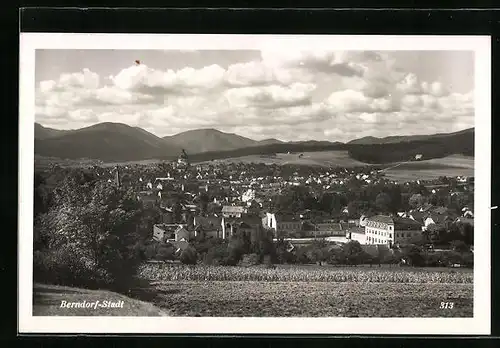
[18,33,491,335]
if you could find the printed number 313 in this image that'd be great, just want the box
[440,302,454,309]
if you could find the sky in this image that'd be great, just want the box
[35,49,474,142]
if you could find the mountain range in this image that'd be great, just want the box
[162,128,283,154]
[347,127,474,145]
[34,122,474,163]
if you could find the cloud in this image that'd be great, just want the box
[260,50,366,78]
[326,89,399,114]
[110,64,226,94]
[224,83,316,109]
[35,50,474,141]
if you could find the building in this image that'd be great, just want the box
[423,214,454,230]
[346,226,367,244]
[222,215,263,242]
[153,224,190,242]
[222,205,247,218]
[262,212,302,237]
[364,215,423,246]
[177,149,190,168]
[137,191,158,208]
[193,216,223,239]
[314,222,344,237]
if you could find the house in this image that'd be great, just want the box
[314,222,344,237]
[262,213,302,237]
[455,217,474,227]
[423,214,454,230]
[222,215,262,241]
[137,191,157,208]
[408,211,426,225]
[462,207,474,218]
[193,216,223,239]
[222,205,247,218]
[418,203,434,213]
[359,215,368,227]
[364,215,423,246]
[346,226,367,244]
[153,224,190,243]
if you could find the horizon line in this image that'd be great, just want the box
[34,121,475,144]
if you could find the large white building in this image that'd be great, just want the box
[364,215,424,246]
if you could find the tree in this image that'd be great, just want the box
[180,246,198,265]
[199,192,209,215]
[375,192,392,213]
[173,201,183,223]
[343,240,365,265]
[400,245,425,267]
[226,235,246,265]
[451,240,470,253]
[35,176,143,291]
[409,193,426,209]
[347,200,370,219]
[156,244,175,261]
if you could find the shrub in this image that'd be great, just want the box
[203,244,230,266]
[33,245,109,289]
[238,253,261,267]
[156,244,175,261]
[180,246,198,265]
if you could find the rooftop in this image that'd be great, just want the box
[367,215,394,225]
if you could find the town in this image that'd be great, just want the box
[37,149,473,268]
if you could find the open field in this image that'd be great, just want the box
[136,264,473,317]
[32,283,168,316]
[382,155,474,182]
[139,264,473,283]
[209,151,368,168]
[146,281,473,317]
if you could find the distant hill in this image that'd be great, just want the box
[348,128,474,145]
[35,122,181,161]
[255,138,284,146]
[33,122,474,164]
[34,123,71,139]
[163,128,259,154]
[347,128,474,164]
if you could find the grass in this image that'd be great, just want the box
[382,155,474,182]
[138,264,473,284]
[147,281,473,317]
[32,283,169,316]
[210,151,367,168]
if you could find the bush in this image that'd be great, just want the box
[451,240,470,253]
[33,246,109,289]
[203,244,230,266]
[180,246,198,265]
[238,253,261,267]
[156,244,175,261]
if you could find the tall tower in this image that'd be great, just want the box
[115,166,121,188]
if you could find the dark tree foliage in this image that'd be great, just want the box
[180,246,198,265]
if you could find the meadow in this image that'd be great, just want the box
[382,155,474,182]
[137,264,473,317]
[210,151,367,168]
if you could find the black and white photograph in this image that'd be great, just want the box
[18,33,491,335]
